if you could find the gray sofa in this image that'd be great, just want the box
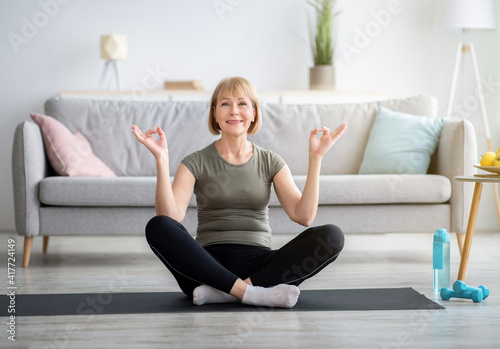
[12,95,477,267]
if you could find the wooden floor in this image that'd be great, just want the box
[1,230,499,349]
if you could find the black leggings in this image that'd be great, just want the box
[145,215,344,297]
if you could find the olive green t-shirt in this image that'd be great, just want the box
[181,142,286,248]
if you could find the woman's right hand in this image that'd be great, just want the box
[132,124,168,161]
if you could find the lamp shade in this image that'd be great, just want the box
[100,35,128,60]
[435,0,496,31]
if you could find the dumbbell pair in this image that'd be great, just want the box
[440,280,490,303]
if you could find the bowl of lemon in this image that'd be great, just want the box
[475,150,500,174]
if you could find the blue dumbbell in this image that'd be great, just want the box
[440,287,484,303]
[453,280,489,299]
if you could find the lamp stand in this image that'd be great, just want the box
[98,60,122,90]
[445,33,500,239]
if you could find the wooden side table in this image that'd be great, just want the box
[454,176,499,281]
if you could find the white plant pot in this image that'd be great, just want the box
[309,65,335,90]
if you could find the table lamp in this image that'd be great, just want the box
[98,34,128,90]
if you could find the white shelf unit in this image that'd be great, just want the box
[59,90,389,104]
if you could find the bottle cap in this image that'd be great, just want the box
[434,228,449,243]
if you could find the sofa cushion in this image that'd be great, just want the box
[269,174,451,206]
[39,177,162,207]
[358,106,447,174]
[30,113,116,177]
[39,174,451,207]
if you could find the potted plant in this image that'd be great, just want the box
[308,0,339,90]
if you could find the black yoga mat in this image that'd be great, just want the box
[1,287,443,317]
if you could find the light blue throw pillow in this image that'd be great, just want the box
[358,106,447,174]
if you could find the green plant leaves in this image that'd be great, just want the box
[308,0,338,65]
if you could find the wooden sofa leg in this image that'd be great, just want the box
[456,233,465,257]
[43,236,49,254]
[23,236,34,268]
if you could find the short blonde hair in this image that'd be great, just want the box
[208,77,262,135]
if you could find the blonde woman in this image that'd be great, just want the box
[132,77,347,308]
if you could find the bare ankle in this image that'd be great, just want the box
[229,279,248,300]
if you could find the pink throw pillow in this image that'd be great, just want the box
[30,113,116,177]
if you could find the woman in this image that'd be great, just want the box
[132,77,347,308]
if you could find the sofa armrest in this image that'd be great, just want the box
[434,119,477,234]
[12,121,50,237]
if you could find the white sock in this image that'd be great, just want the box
[241,284,300,309]
[192,285,239,305]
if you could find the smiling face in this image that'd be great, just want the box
[208,77,262,136]
[213,93,255,137]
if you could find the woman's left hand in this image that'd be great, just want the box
[309,123,348,160]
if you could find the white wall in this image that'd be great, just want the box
[2,0,500,232]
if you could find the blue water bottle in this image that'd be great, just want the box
[433,229,450,292]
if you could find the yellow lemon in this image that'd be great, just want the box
[495,153,500,166]
[480,151,496,166]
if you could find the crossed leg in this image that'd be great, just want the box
[145,216,345,307]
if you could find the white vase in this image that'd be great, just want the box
[309,65,335,90]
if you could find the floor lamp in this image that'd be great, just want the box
[99,34,127,90]
[435,0,499,250]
